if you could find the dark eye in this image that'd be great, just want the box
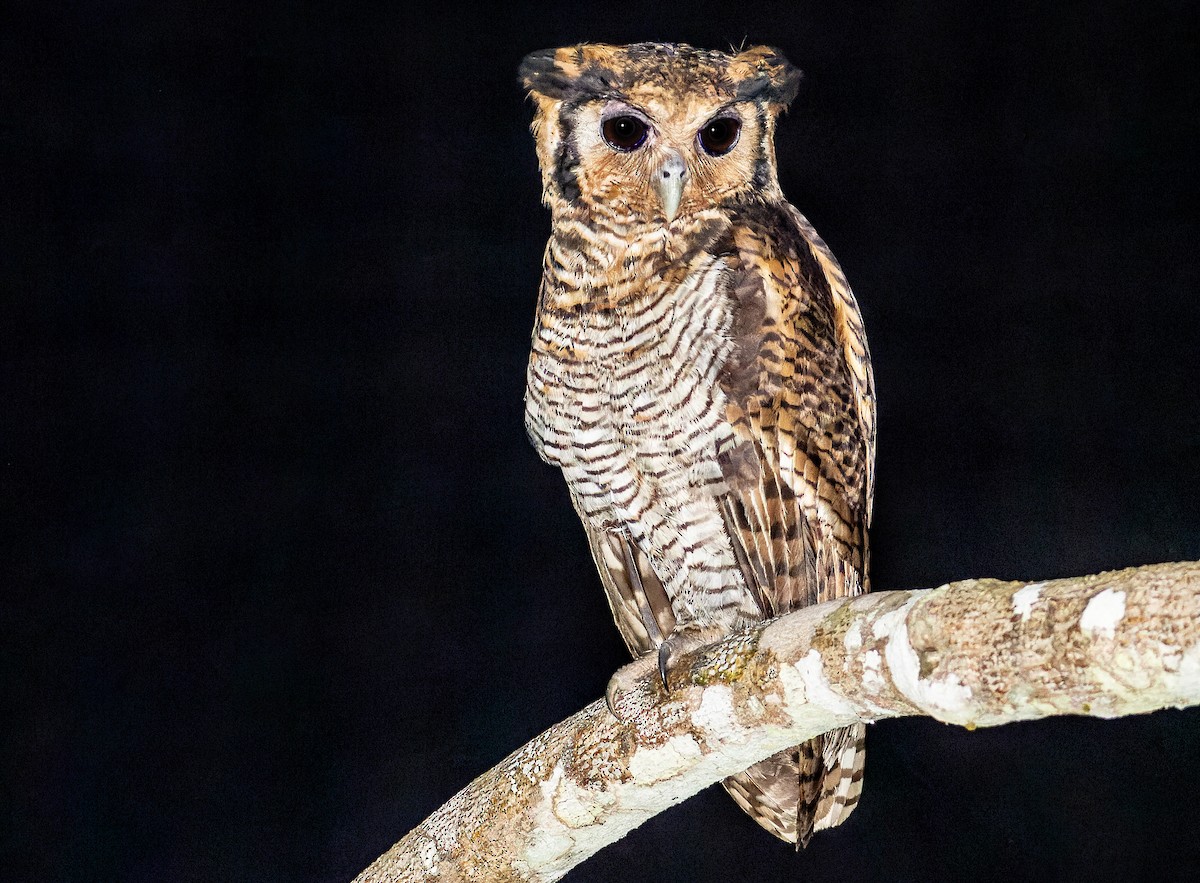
[698,117,741,155]
[602,115,649,152]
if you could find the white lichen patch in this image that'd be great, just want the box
[871,603,912,641]
[785,649,859,719]
[1172,641,1200,697]
[884,607,973,721]
[844,621,863,654]
[517,764,588,878]
[552,770,609,828]
[627,734,702,785]
[921,672,974,713]
[862,649,885,692]
[521,826,575,874]
[692,685,737,736]
[1012,582,1044,620]
[1080,588,1126,639]
[417,835,439,875]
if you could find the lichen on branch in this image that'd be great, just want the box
[355,561,1200,883]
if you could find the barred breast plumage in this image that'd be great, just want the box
[520,41,875,847]
[526,208,763,629]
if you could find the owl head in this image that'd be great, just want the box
[520,42,801,225]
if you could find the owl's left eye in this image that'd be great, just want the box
[602,116,649,152]
[698,117,741,156]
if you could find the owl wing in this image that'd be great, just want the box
[716,202,874,614]
[715,201,875,845]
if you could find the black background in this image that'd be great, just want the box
[5,1,1200,880]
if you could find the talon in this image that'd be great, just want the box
[657,640,673,692]
[605,677,624,721]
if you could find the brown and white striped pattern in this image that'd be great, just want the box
[526,207,762,630]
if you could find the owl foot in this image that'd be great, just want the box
[604,654,660,722]
[603,630,713,721]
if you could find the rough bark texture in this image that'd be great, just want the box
[355,562,1200,883]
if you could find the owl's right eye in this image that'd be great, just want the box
[602,116,649,152]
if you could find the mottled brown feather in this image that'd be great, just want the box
[715,202,873,843]
[571,492,678,655]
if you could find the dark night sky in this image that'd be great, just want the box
[4,1,1200,880]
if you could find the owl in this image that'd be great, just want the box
[520,42,875,846]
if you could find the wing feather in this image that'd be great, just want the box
[717,203,874,612]
[570,491,676,657]
[716,201,874,844]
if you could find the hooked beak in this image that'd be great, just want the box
[654,150,688,223]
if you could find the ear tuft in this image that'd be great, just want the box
[519,49,564,98]
[520,45,625,104]
[730,46,803,106]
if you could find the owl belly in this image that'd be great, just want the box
[526,258,761,632]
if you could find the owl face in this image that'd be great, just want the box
[521,43,801,226]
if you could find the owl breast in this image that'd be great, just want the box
[526,250,761,630]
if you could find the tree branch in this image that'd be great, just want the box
[355,561,1200,883]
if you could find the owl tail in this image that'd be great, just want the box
[721,723,866,847]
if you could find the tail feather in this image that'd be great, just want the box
[721,724,866,847]
[814,723,867,834]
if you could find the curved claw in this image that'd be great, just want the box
[657,641,673,692]
[606,646,673,722]
[604,677,624,721]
